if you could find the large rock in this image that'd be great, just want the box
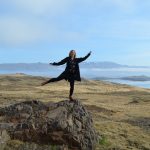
[0,100,99,150]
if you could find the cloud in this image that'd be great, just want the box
[107,0,137,12]
[0,0,87,47]
[0,0,150,47]
[0,16,44,46]
[10,0,72,16]
[86,19,150,40]
[0,15,85,47]
[75,0,137,13]
[4,0,138,16]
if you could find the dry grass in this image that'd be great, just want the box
[0,74,150,150]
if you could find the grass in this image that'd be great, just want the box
[0,74,150,150]
[99,135,110,146]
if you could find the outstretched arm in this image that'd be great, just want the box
[50,57,68,66]
[77,51,92,63]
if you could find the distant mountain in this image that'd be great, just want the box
[0,62,150,72]
[0,63,54,71]
[81,62,150,68]
[80,61,129,68]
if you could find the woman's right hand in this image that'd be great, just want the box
[49,62,57,65]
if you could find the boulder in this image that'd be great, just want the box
[0,100,99,150]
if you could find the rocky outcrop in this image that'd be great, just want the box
[0,100,99,150]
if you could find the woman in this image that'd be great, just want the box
[41,50,91,101]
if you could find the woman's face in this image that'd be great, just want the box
[70,50,76,58]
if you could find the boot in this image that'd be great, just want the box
[69,95,75,102]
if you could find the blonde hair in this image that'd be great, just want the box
[69,50,76,58]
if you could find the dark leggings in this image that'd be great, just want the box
[69,80,75,96]
[46,75,75,96]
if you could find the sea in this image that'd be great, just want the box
[0,67,150,89]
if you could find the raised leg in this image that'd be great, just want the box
[41,74,65,86]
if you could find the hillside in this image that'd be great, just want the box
[0,74,150,149]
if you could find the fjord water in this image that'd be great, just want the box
[104,79,150,89]
[1,67,150,89]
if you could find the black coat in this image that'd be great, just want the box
[52,53,91,82]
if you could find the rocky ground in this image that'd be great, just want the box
[0,74,150,150]
[0,100,98,150]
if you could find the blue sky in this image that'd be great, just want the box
[0,0,150,65]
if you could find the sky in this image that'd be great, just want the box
[0,0,150,66]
